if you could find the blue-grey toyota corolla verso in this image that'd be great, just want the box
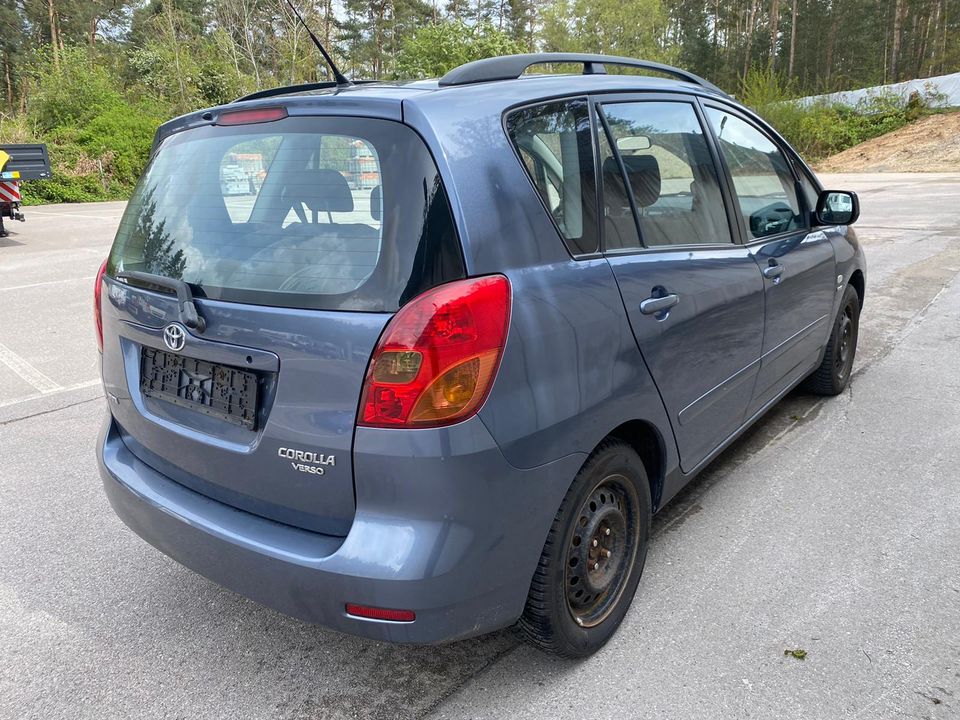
[96,53,866,657]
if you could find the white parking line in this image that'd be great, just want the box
[0,342,62,394]
[0,378,101,409]
[0,276,95,292]
[26,211,124,221]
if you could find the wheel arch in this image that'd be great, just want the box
[849,269,865,308]
[605,419,667,511]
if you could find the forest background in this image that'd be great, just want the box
[1,0,957,202]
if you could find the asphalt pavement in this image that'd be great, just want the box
[1,174,958,719]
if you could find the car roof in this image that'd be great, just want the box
[237,73,721,105]
[155,56,736,148]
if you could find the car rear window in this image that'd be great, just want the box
[108,115,464,312]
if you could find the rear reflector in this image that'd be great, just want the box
[216,106,288,126]
[345,604,416,623]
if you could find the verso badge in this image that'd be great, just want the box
[279,447,336,475]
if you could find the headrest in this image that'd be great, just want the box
[602,155,661,208]
[284,168,353,213]
[370,185,382,222]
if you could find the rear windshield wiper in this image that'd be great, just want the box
[118,270,206,333]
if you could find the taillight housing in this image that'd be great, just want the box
[94,258,108,352]
[358,275,511,429]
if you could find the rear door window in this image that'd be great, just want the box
[109,116,463,312]
[598,101,732,249]
[506,99,599,255]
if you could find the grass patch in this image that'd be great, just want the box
[1,47,164,205]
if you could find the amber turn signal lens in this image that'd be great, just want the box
[409,352,499,423]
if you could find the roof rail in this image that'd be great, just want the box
[438,53,730,97]
[234,79,378,103]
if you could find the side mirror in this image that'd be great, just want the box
[816,190,860,226]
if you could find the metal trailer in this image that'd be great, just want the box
[0,144,52,237]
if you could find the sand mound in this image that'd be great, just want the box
[816,112,960,173]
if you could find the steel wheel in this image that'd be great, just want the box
[801,284,860,396]
[518,438,651,657]
[834,305,854,381]
[564,474,641,628]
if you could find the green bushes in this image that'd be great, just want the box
[3,48,947,207]
[394,21,526,80]
[741,67,942,160]
[21,172,117,204]
[2,46,166,205]
[2,28,259,206]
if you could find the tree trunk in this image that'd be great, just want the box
[289,21,298,85]
[891,0,904,82]
[918,1,936,76]
[47,0,60,68]
[788,0,798,76]
[3,51,13,113]
[373,1,386,79]
[769,0,781,69]
[743,0,761,80]
[162,2,188,106]
[324,0,333,49]
[825,18,837,87]
[713,0,720,49]
[941,0,949,74]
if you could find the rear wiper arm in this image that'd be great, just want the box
[117,270,206,333]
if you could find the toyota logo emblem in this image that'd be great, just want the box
[163,323,187,352]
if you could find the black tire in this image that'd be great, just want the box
[517,439,651,658]
[803,284,860,396]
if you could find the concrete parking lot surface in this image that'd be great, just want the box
[1,174,958,719]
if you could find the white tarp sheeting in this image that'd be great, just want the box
[798,71,960,108]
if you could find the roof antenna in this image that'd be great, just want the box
[282,0,351,88]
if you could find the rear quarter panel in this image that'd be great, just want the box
[484,259,677,483]
[404,90,680,504]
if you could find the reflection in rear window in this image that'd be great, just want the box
[108,116,464,312]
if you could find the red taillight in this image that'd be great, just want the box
[216,106,287,126]
[345,604,416,623]
[358,275,511,429]
[94,258,108,352]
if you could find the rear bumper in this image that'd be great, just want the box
[98,413,584,644]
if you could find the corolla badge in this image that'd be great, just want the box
[279,447,336,475]
[163,323,187,352]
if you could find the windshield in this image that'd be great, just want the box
[108,115,464,312]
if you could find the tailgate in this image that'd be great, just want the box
[100,280,388,535]
[99,108,463,535]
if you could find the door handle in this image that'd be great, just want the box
[640,293,679,315]
[762,262,784,280]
